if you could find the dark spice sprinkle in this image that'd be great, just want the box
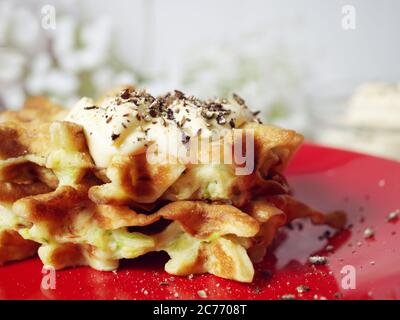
[253,287,261,294]
[334,292,343,299]
[309,256,328,265]
[253,110,261,116]
[174,90,185,99]
[297,222,304,231]
[106,116,113,124]
[216,114,226,124]
[318,230,331,241]
[120,88,131,100]
[179,117,187,127]
[166,108,174,120]
[122,123,127,129]
[261,270,272,278]
[296,285,310,293]
[207,102,224,112]
[281,294,296,300]
[84,105,98,110]
[111,133,120,141]
[181,133,190,144]
[232,93,245,105]
[149,108,158,117]
[159,281,169,286]
[286,222,294,230]
[103,88,261,138]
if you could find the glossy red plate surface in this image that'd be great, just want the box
[0,143,399,300]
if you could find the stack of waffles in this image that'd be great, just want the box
[0,88,345,282]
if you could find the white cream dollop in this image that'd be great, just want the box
[65,90,258,168]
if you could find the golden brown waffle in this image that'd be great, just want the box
[0,97,67,124]
[89,153,186,205]
[0,169,54,265]
[12,184,260,280]
[0,99,96,266]
[90,123,303,208]
[0,229,39,265]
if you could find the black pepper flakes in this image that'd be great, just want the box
[181,133,190,144]
[166,109,174,120]
[232,93,245,105]
[174,90,185,99]
[296,285,310,293]
[253,287,261,294]
[334,292,343,299]
[216,114,226,124]
[84,105,98,110]
[111,133,120,141]
[149,108,158,118]
[309,256,328,265]
[121,88,131,100]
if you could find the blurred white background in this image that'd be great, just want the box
[1,0,399,158]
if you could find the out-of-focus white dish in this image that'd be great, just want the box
[308,82,400,161]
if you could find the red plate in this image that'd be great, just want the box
[0,143,399,300]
